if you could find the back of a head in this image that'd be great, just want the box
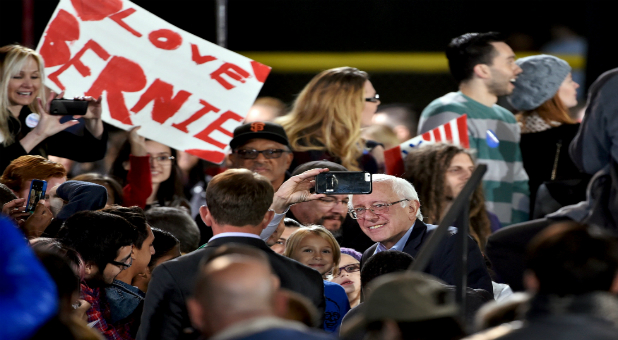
[361,250,414,289]
[149,228,180,268]
[57,211,137,269]
[102,205,149,249]
[72,173,124,206]
[206,169,274,227]
[146,206,200,253]
[446,32,502,84]
[193,251,277,328]
[526,221,618,296]
[34,250,80,303]
[0,155,66,192]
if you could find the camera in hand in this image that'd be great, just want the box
[49,99,88,116]
[315,171,372,194]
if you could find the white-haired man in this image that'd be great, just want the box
[350,174,493,292]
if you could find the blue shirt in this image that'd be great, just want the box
[323,281,350,333]
[374,222,416,255]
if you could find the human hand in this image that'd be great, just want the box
[21,202,53,239]
[73,299,91,321]
[2,198,30,225]
[271,168,329,213]
[128,126,147,156]
[75,95,102,120]
[32,91,80,139]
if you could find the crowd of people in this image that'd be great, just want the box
[3,30,618,340]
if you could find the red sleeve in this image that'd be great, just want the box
[122,155,152,209]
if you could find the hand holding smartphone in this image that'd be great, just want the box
[315,171,372,194]
[49,99,88,116]
[25,180,47,214]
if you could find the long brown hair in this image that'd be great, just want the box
[275,67,368,171]
[517,92,576,128]
[403,143,491,250]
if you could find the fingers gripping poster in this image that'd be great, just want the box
[36,0,271,164]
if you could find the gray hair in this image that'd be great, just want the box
[349,174,423,221]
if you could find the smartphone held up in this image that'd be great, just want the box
[25,179,47,213]
[315,171,372,194]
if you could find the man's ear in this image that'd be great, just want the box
[122,160,130,172]
[84,261,97,279]
[523,270,540,293]
[187,298,204,332]
[473,63,491,79]
[260,210,275,230]
[200,205,214,226]
[284,151,294,170]
[408,200,420,221]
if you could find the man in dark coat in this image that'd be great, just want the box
[351,174,492,293]
[137,168,327,340]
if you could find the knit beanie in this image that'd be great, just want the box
[508,55,571,111]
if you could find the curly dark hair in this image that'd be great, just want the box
[403,143,491,250]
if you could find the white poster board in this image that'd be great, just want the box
[37,0,271,163]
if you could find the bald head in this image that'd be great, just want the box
[189,254,280,337]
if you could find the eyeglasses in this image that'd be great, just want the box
[110,256,133,271]
[149,154,175,165]
[349,199,409,219]
[365,94,380,103]
[334,263,361,277]
[235,149,289,159]
[318,197,349,206]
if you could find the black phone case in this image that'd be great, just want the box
[315,171,372,194]
[49,99,88,115]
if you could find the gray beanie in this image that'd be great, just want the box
[508,54,571,111]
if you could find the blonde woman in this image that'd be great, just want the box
[276,67,383,173]
[0,45,106,173]
[284,225,350,332]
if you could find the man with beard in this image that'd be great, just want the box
[418,32,529,227]
[58,211,138,339]
[288,161,374,252]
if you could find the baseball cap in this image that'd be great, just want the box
[229,122,290,150]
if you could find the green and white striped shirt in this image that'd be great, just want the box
[418,91,529,226]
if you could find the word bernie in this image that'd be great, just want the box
[38,0,271,163]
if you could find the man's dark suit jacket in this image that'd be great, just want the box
[360,219,493,293]
[136,235,325,340]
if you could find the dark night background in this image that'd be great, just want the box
[2,0,616,110]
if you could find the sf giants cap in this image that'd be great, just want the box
[229,122,290,150]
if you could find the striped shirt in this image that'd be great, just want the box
[418,92,529,226]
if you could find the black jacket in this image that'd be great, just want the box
[0,108,107,173]
[360,219,493,293]
[136,235,325,340]
[471,292,618,340]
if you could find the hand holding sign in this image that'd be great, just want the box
[37,0,271,164]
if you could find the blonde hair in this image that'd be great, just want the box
[0,45,46,146]
[275,67,368,171]
[283,225,341,276]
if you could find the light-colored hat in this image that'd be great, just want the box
[340,271,458,336]
[508,54,571,111]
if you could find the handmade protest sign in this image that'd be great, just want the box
[36,0,271,164]
[384,115,469,176]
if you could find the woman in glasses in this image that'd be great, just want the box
[329,247,362,308]
[276,67,383,173]
[284,225,350,333]
[110,127,189,212]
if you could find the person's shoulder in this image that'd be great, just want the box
[241,327,336,340]
[421,92,469,117]
[269,251,321,277]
